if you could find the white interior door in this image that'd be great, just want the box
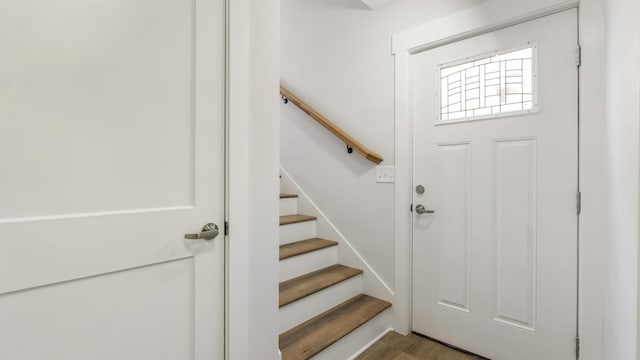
[411,9,578,360]
[0,0,225,359]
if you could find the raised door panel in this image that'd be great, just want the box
[434,143,471,312]
[0,259,194,360]
[0,0,196,219]
[492,138,537,331]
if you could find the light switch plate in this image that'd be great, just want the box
[376,165,395,183]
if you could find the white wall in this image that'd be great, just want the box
[603,0,640,358]
[228,0,280,359]
[281,0,481,290]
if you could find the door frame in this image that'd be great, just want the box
[391,1,605,358]
[226,0,281,359]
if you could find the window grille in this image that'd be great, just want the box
[437,44,537,123]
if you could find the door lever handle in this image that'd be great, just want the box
[415,204,435,214]
[185,223,220,241]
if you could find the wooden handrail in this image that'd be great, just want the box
[280,86,384,164]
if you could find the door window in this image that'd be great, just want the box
[438,44,537,123]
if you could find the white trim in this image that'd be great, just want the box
[226,0,280,356]
[225,0,251,357]
[280,167,394,301]
[392,0,579,55]
[576,2,607,357]
[393,47,413,334]
[392,0,581,338]
[346,328,393,360]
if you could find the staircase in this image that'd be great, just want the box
[279,192,392,360]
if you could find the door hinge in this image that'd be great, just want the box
[410,203,414,212]
[575,336,581,358]
[576,44,582,67]
[577,191,582,215]
[224,221,229,236]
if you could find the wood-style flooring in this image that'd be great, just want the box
[356,331,486,360]
[280,295,391,360]
[279,264,362,307]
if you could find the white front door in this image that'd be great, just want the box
[0,1,225,359]
[411,10,578,359]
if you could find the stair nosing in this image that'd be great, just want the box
[279,238,338,260]
[279,214,317,226]
[279,294,392,360]
[279,264,362,307]
[280,193,299,199]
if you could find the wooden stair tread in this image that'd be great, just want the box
[280,193,299,199]
[280,238,338,260]
[279,294,391,360]
[280,264,362,307]
[280,214,316,226]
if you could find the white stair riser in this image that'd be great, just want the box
[280,246,338,282]
[279,197,298,216]
[280,221,316,245]
[279,276,363,334]
[312,309,391,360]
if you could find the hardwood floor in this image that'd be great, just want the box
[356,331,486,360]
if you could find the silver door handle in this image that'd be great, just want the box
[185,223,220,240]
[415,204,435,214]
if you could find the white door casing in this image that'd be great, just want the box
[411,9,578,360]
[0,0,225,359]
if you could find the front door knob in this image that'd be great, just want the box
[415,204,435,214]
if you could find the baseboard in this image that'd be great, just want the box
[347,328,393,360]
[279,167,394,302]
